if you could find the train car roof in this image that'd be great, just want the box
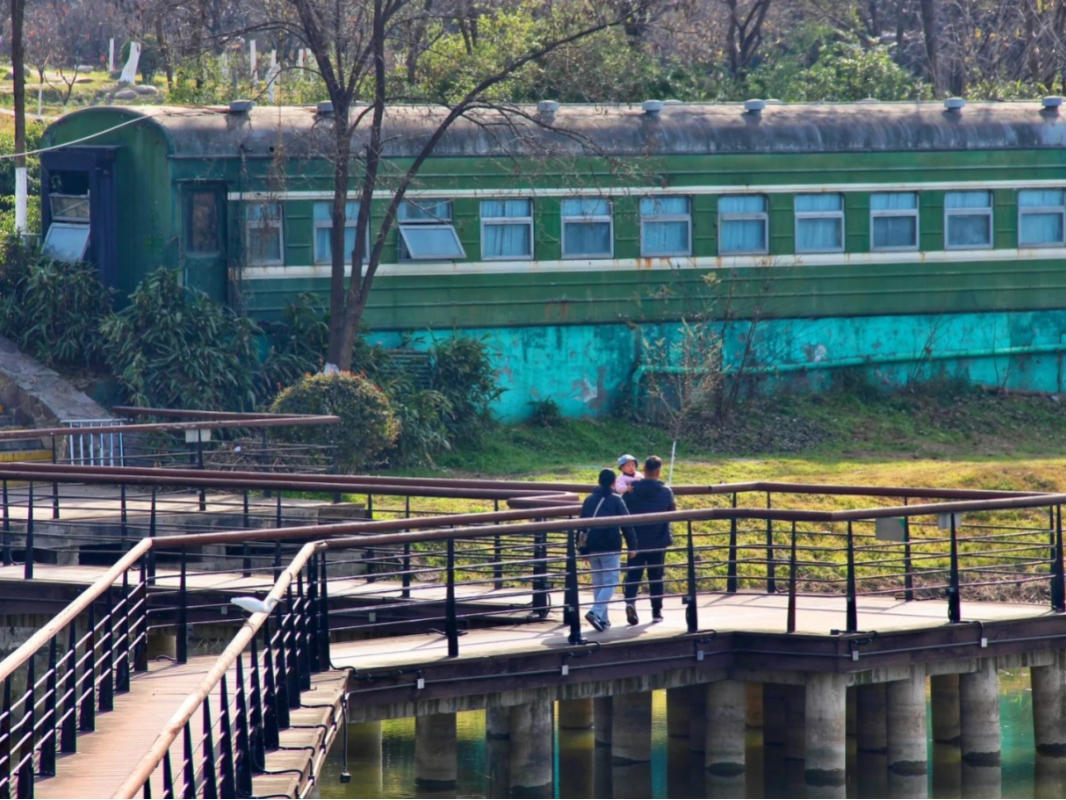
[49,101,1066,158]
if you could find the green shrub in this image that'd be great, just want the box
[101,268,260,410]
[257,293,330,402]
[528,397,564,428]
[0,236,111,367]
[427,335,502,446]
[269,372,400,471]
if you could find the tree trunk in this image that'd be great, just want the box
[11,0,26,234]
[326,109,352,369]
[918,0,940,94]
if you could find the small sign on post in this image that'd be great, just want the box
[938,512,963,530]
[875,517,907,542]
[184,428,213,444]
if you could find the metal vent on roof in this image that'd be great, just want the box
[643,100,664,116]
[228,100,254,114]
[537,100,559,115]
[317,101,334,116]
[944,97,966,111]
[1042,96,1063,111]
[744,99,766,114]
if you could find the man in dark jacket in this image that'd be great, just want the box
[622,455,676,624]
[580,469,637,631]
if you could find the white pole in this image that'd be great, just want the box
[297,49,304,69]
[14,167,27,234]
[250,40,258,85]
[668,440,677,486]
[108,38,115,73]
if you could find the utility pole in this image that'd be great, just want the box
[10,0,26,235]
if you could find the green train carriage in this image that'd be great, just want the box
[39,98,1066,420]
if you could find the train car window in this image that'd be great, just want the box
[244,202,284,265]
[870,193,919,251]
[41,222,90,262]
[398,200,465,260]
[186,192,219,254]
[1018,190,1065,248]
[945,191,992,249]
[561,198,613,259]
[640,197,691,257]
[481,199,533,260]
[314,201,363,264]
[718,195,768,255]
[795,194,844,253]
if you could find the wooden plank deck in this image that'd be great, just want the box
[33,657,346,800]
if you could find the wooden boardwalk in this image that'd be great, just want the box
[33,657,346,800]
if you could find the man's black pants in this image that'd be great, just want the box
[623,549,666,612]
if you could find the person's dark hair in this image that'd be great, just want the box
[598,468,616,490]
[644,455,663,474]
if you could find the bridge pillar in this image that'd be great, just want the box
[845,686,856,738]
[666,686,691,737]
[510,700,553,797]
[485,706,511,797]
[705,680,746,782]
[594,696,612,747]
[763,684,788,746]
[931,674,962,745]
[689,684,708,752]
[414,713,456,790]
[611,691,652,764]
[558,705,594,798]
[746,681,763,728]
[804,673,847,797]
[347,722,382,796]
[960,659,1000,766]
[1032,652,1066,757]
[886,670,928,786]
[784,685,805,761]
[558,698,594,730]
[856,683,887,753]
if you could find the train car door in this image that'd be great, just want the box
[182,183,228,301]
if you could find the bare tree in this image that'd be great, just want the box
[723,0,773,78]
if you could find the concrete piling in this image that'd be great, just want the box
[959,659,1001,766]
[666,686,692,738]
[414,713,457,790]
[689,684,708,752]
[594,696,613,747]
[762,684,788,746]
[856,683,887,754]
[745,682,763,728]
[886,671,928,778]
[784,685,806,761]
[611,691,652,764]
[485,706,511,798]
[931,673,962,745]
[804,673,847,796]
[558,698,594,730]
[705,680,746,778]
[1032,652,1066,757]
[509,700,554,797]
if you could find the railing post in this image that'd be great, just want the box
[446,538,459,657]
[787,521,798,634]
[177,548,188,664]
[726,493,738,593]
[1053,505,1065,613]
[197,428,207,512]
[564,527,585,645]
[80,603,95,732]
[100,587,114,712]
[119,483,128,548]
[182,721,196,798]
[235,655,255,792]
[947,513,962,624]
[16,655,33,799]
[117,571,131,693]
[846,521,857,633]
[903,497,913,602]
[306,558,320,674]
[685,520,699,633]
[135,556,149,672]
[242,491,251,578]
[252,631,274,757]
[1,677,11,798]
[493,499,503,590]
[218,676,236,799]
[1,479,10,567]
[402,541,412,599]
[41,638,58,776]
[269,609,291,731]
[318,553,331,668]
[148,488,157,587]
[50,434,59,520]
[61,625,77,753]
[290,580,310,695]
[24,482,34,580]
[201,696,219,798]
[765,492,775,593]
[532,528,549,618]
[162,751,175,799]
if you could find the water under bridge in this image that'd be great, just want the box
[1,451,1066,797]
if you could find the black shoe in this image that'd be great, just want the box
[652,611,664,623]
[585,611,606,632]
[625,603,639,626]
[602,619,612,630]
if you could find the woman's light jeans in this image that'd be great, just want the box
[588,552,622,622]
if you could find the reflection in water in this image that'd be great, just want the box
[317,670,1049,798]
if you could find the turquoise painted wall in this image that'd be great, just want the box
[368,309,1066,423]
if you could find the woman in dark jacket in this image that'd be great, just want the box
[579,468,637,631]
